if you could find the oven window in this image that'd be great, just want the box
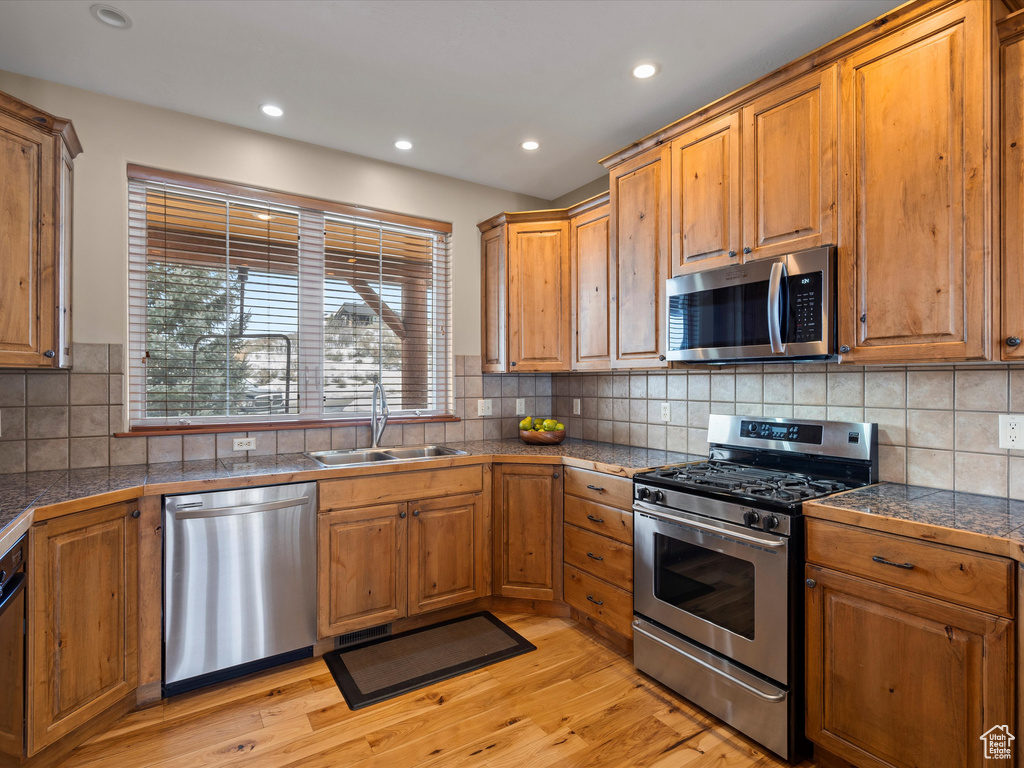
[653,533,755,639]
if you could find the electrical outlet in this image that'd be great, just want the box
[661,402,671,422]
[232,437,256,451]
[573,398,581,415]
[477,399,492,417]
[999,414,1024,449]
[516,398,526,416]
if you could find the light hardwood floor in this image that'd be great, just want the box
[62,613,817,768]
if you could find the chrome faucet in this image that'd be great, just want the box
[370,381,390,448]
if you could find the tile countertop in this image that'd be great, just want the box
[806,482,1024,563]
[0,439,700,554]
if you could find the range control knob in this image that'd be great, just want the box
[652,490,665,503]
[637,487,651,500]
[742,510,760,527]
[762,514,780,533]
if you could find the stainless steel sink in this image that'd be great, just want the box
[380,445,466,459]
[304,444,466,467]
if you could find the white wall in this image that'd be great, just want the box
[0,71,549,355]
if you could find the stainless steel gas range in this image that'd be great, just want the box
[631,414,878,761]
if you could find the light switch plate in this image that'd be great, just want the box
[232,437,256,451]
[573,398,581,415]
[998,414,1024,449]
[477,399,493,417]
[516,398,526,416]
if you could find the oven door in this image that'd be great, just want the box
[665,246,833,363]
[634,501,790,684]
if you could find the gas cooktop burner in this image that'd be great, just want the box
[646,460,849,504]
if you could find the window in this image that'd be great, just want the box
[127,167,452,429]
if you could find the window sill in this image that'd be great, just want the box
[115,414,459,438]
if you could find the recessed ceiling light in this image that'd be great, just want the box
[90,4,132,29]
[632,63,658,79]
[260,104,284,117]
[521,140,539,151]
[394,139,413,150]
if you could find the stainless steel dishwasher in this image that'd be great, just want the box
[163,482,317,696]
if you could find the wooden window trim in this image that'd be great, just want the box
[116,414,460,438]
[127,164,452,234]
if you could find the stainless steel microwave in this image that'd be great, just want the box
[665,245,835,363]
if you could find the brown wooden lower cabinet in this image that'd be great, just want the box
[27,502,138,756]
[317,479,489,637]
[805,563,1014,768]
[492,463,563,601]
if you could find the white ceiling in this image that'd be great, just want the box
[0,0,903,201]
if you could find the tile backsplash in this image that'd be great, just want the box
[2,347,1023,500]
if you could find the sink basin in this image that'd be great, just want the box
[304,444,466,467]
[304,449,393,466]
[381,445,466,459]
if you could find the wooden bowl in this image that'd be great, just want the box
[519,429,566,445]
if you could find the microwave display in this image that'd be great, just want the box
[668,271,823,352]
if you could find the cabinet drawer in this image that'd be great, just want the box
[564,495,632,545]
[564,467,632,509]
[320,466,484,511]
[806,519,1015,617]
[563,524,632,590]
[564,565,633,637]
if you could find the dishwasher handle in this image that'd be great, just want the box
[0,572,25,616]
[171,496,313,520]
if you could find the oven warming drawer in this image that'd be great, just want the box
[632,616,795,761]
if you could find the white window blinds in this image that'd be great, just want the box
[127,168,452,428]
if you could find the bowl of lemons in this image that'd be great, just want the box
[518,416,566,445]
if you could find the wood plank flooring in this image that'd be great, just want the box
[62,613,819,768]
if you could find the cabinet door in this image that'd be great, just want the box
[570,202,611,370]
[1002,26,1024,360]
[480,224,507,372]
[317,504,407,637]
[507,220,570,371]
[493,464,563,600]
[609,145,670,369]
[670,112,741,275]
[837,2,991,363]
[805,564,1013,768]
[408,493,488,615]
[741,66,837,261]
[28,502,138,755]
[0,111,58,368]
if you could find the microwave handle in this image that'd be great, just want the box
[767,261,786,354]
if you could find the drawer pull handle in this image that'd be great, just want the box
[586,595,604,606]
[586,484,605,492]
[586,515,605,524]
[586,552,604,561]
[872,555,915,570]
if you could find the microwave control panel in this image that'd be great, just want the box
[788,272,823,343]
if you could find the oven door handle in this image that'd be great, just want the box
[768,261,786,354]
[636,505,786,549]
[633,621,786,703]
[0,572,25,616]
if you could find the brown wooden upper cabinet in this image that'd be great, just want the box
[1000,11,1024,361]
[669,66,837,276]
[478,194,610,373]
[609,145,670,369]
[837,1,992,363]
[0,90,81,369]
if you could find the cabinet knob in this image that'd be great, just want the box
[399,511,407,519]
[552,472,560,479]
[510,361,517,367]
[130,510,140,519]
[728,251,737,257]
[43,350,55,358]
[838,345,851,354]
[658,354,666,361]
[412,509,420,517]
[1007,337,1021,348]
[805,579,817,589]
[742,247,752,255]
